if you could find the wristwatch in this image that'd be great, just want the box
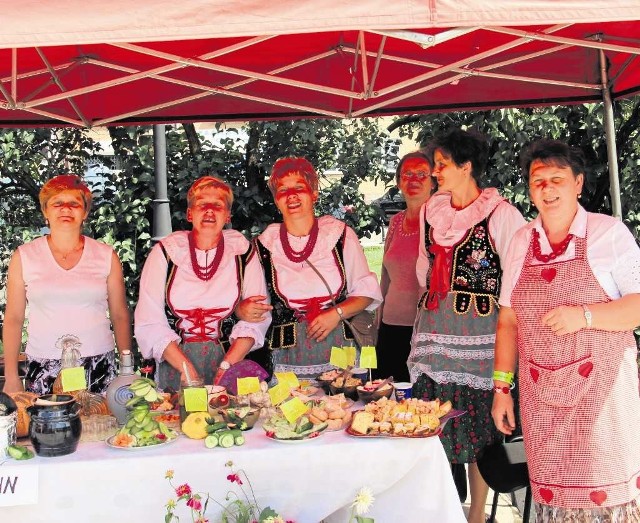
[582,305,592,328]
[335,306,344,318]
[219,360,231,371]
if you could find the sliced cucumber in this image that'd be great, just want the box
[217,431,236,448]
[234,434,245,446]
[204,434,219,448]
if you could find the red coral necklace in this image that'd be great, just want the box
[532,228,573,262]
[280,219,319,263]
[189,232,224,281]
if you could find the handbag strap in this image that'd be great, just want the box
[304,258,364,350]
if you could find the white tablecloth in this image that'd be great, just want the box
[4,426,465,522]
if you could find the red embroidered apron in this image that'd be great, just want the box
[511,228,640,509]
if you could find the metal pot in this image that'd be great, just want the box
[27,394,82,457]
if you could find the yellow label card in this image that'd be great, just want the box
[280,397,310,424]
[360,346,378,369]
[274,371,300,390]
[268,382,291,406]
[343,346,357,367]
[236,376,261,395]
[61,366,87,392]
[329,347,347,368]
[184,387,208,412]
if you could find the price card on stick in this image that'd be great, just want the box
[274,371,299,390]
[330,347,348,369]
[280,397,310,424]
[343,346,357,367]
[61,366,87,392]
[360,346,378,369]
[184,387,208,412]
[268,382,291,406]
[236,376,261,395]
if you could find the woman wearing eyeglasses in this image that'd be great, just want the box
[407,129,525,523]
[374,150,435,382]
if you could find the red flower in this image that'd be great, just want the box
[140,365,154,376]
[175,484,192,497]
[186,496,202,511]
[227,473,243,485]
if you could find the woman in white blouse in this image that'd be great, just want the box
[135,176,271,389]
[238,157,382,380]
[493,139,640,522]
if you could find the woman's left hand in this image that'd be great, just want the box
[213,368,225,385]
[541,305,585,335]
[308,309,342,342]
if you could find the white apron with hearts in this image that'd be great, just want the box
[511,227,640,509]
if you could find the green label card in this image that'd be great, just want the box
[237,376,261,395]
[61,366,86,392]
[360,346,378,369]
[184,387,208,412]
[268,382,291,406]
[329,347,347,368]
[280,397,310,424]
[274,371,300,390]
[343,346,357,367]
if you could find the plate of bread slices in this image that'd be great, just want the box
[346,397,464,438]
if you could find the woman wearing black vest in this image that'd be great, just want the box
[134,176,271,390]
[238,157,381,381]
[407,130,525,523]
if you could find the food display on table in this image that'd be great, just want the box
[228,381,278,418]
[328,375,362,401]
[150,392,175,412]
[204,418,246,449]
[109,378,178,448]
[263,413,328,441]
[218,406,260,431]
[316,369,343,392]
[153,411,181,431]
[307,401,352,431]
[289,380,320,401]
[347,397,453,438]
[356,379,394,404]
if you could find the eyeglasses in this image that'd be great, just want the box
[400,170,430,180]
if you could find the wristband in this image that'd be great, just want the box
[492,370,514,385]
[493,383,515,394]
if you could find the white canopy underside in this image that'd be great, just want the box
[3,0,640,48]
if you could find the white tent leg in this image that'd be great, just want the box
[600,49,622,219]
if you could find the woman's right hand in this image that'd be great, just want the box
[491,392,516,436]
[2,374,25,394]
[236,295,273,323]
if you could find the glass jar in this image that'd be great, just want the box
[178,378,205,423]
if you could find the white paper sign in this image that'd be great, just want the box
[0,465,39,506]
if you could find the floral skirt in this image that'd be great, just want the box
[413,373,502,464]
[273,321,353,381]
[157,341,225,391]
[25,350,116,395]
[535,496,640,523]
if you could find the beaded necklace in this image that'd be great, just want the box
[188,231,224,281]
[532,228,573,262]
[280,218,319,263]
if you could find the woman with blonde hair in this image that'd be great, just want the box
[135,176,271,388]
[2,174,131,394]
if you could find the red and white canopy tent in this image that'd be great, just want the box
[2,0,639,215]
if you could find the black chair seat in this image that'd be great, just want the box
[477,436,532,522]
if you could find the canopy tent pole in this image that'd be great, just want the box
[599,49,622,219]
[152,124,172,241]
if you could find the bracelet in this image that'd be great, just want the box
[582,304,592,328]
[493,383,515,394]
[492,370,515,385]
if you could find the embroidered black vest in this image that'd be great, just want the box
[160,242,254,352]
[255,227,351,349]
[420,215,501,316]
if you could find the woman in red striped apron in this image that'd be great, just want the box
[493,139,640,522]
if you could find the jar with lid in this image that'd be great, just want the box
[178,376,206,423]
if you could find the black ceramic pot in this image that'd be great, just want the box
[27,394,82,457]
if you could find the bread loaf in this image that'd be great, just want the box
[350,411,374,435]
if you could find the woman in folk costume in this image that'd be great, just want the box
[135,176,271,389]
[408,129,525,523]
[238,157,382,381]
[492,139,640,522]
